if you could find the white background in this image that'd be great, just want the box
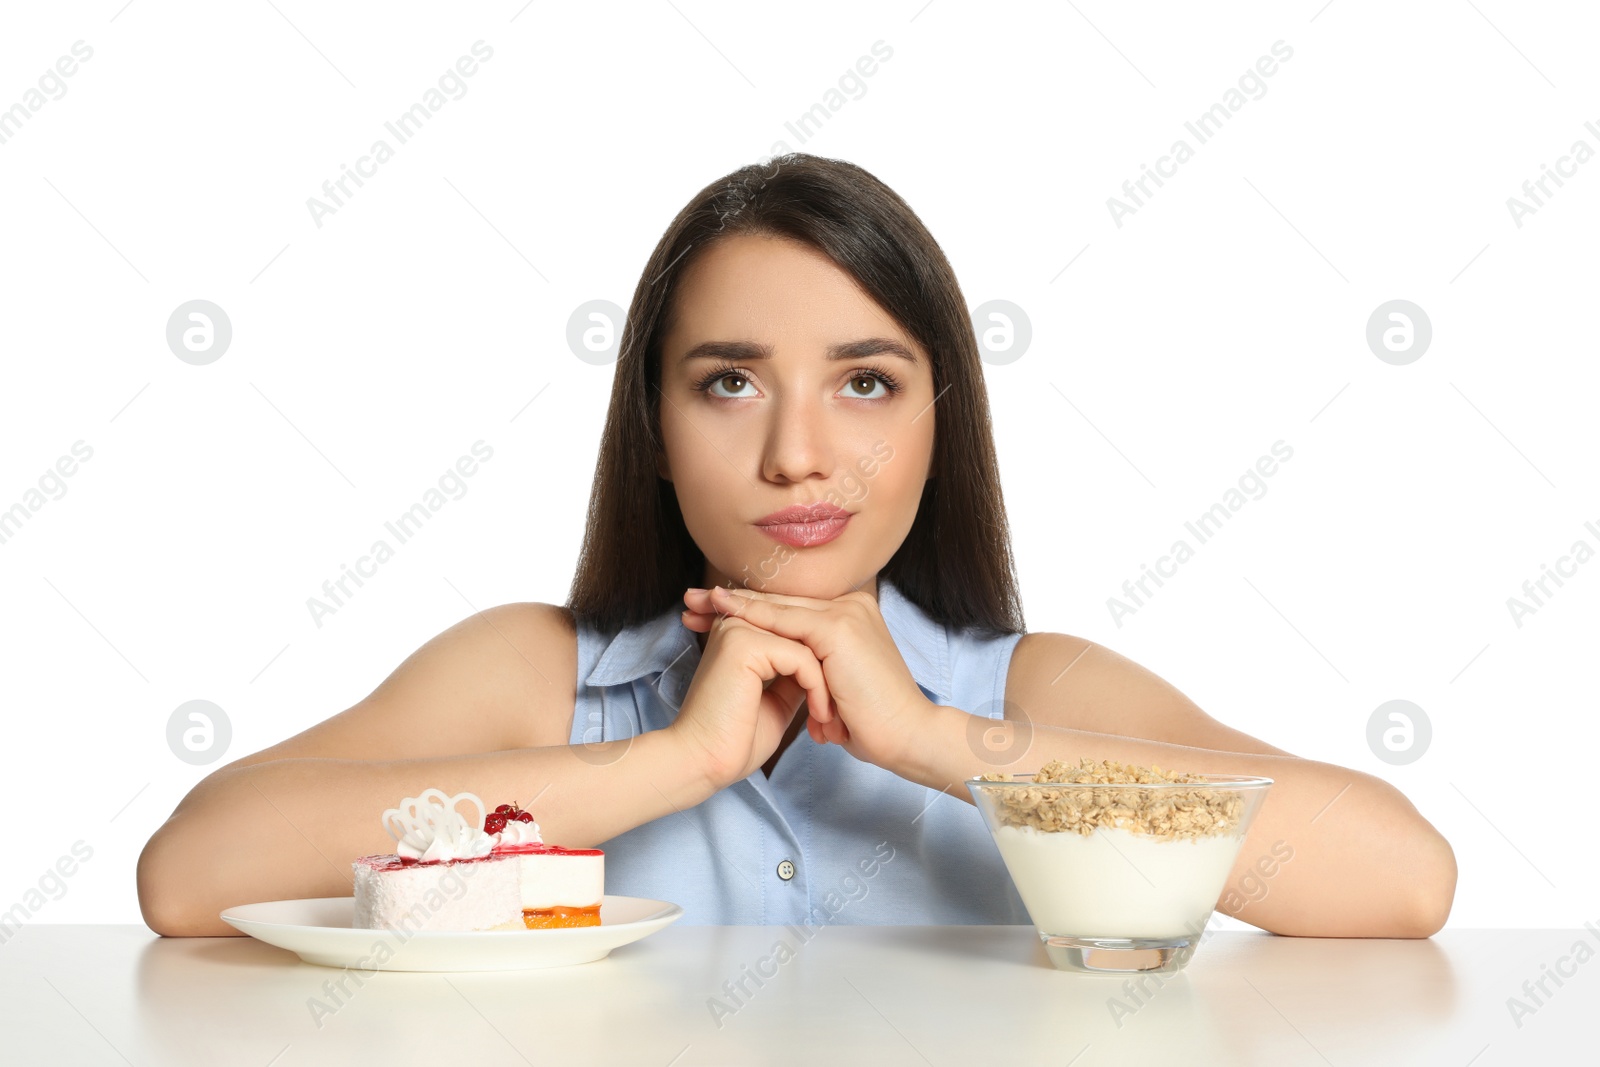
[1,1,1593,931]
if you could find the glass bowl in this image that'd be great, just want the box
[967,771,1274,975]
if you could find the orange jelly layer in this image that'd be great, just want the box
[522,905,601,929]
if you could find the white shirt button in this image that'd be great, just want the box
[776,859,796,881]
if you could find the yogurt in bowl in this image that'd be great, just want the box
[967,758,1273,974]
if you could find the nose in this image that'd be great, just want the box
[760,392,833,484]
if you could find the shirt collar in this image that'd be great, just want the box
[584,577,952,702]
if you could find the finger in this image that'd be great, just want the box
[806,715,826,745]
[798,658,830,726]
[680,608,717,632]
[784,662,838,729]
[683,586,802,620]
[710,585,834,609]
[766,675,806,716]
[686,585,835,619]
[823,715,850,746]
[684,588,742,620]
[734,622,831,726]
[708,587,829,647]
[683,586,763,612]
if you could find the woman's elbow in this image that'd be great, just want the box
[137,821,235,938]
[1354,776,1457,939]
[137,825,187,936]
[1400,829,1458,938]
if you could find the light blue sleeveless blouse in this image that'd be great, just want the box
[568,578,1032,926]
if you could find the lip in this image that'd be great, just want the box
[756,502,853,526]
[754,503,853,548]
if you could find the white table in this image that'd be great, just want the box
[0,923,1583,1065]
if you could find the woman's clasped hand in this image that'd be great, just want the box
[676,584,934,776]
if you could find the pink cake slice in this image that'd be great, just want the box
[350,788,522,932]
[351,852,522,932]
[349,789,607,932]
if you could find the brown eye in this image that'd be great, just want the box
[693,368,754,397]
[844,371,900,400]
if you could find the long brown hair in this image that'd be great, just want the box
[566,152,1024,638]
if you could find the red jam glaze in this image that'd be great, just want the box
[492,843,604,857]
[352,853,510,872]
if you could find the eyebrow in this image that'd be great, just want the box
[679,337,922,366]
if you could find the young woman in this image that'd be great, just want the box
[138,154,1456,937]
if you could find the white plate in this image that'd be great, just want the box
[219,895,683,971]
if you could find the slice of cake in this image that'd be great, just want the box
[485,802,605,928]
[351,789,522,932]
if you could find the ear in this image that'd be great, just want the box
[656,451,672,482]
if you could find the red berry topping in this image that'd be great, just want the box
[494,804,512,814]
[485,814,507,834]
[514,811,534,823]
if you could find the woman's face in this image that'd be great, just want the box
[657,233,936,601]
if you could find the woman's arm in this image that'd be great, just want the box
[888,632,1456,939]
[136,603,715,936]
[897,709,1455,939]
[136,735,712,936]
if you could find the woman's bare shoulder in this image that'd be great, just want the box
[443,601,579,750]
[352,600,580,752]
[1004,631,1095,718]
[1005,629,1190,732]
[220,601,580,770]
[1004,630,1295,756]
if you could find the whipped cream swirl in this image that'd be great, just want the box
[382,789,495,863]
[495,817,544,847]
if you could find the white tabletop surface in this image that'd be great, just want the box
[0,922,1584,1065]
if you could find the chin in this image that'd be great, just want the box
[732,569,872,600]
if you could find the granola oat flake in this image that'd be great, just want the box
[976,757,1246,840]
